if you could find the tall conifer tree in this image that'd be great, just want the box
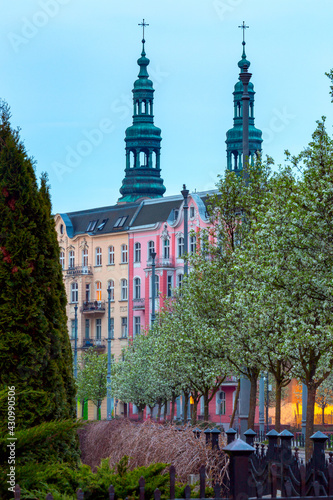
[0,101,76,427]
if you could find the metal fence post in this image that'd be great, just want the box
[311,431,328,472]
[223,438,255,500]
[244,428,256,446]
[226,427,237,445]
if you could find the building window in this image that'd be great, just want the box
[190,235,197,254]
[108,246,114,265]
[155,275,159,297]
[96,318,102,341]
[69,250,75,268]
[216,390,226,415]
[71,320,75,339]
[85,319,90,339]
[134,242,141,263]
[148,241,155,259]
[178,237,184,257]
[114,216,128,228]
[71,282,78,303]
[134,277,141,299]
[107,280,114,301]
[85,283,90,302]
[167,275,173,297]
[82,248,88,267]
[60,224,64,235]
[96,281,102,301]
[60,251,65,269]
[121,244,128,263]
[177,274,183,289]
[190,206,195,218]
[95,247,102,266]
[163,239,170,259]
[109,317,114,339]
[121,317,128,338]
[134,316,141,336]
[121,279,128,300]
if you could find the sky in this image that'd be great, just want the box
[1,0,333,214]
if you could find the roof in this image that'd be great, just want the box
[59,190,218,238]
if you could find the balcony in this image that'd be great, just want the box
[66,265,93,276]
[81,301,106,314]
[223,376,238,386]
[133,298,145,310]
[146,257,175,268]
[80,338,106,350]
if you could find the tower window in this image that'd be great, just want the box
[139,151,148,167]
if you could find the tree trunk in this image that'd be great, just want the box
[163,399,168,421]
[157,401,162,421]
[322,406,325,426]
[275,383,282,433]
[183,392,189,422]
[204,389,209,422]
[138,406,144,421]
[230,380,240,428]
[171,395,176,422]
[248,371,259,430]
[305,383,316,461]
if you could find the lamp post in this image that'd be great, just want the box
[107,285,113,420]
[181,184,189,276]
[151,251,157,324]
[74,304,78,379]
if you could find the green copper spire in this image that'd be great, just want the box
[226,25,262,174]
[118,21,166,203]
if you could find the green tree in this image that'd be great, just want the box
[76,348,108,419]
[0,101,76,427]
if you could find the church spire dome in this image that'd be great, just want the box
[225,23,263,174]
[118,20,166,203]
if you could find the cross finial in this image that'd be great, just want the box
[238,21,249,43]
[138,19,149,42]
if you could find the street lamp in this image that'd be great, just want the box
[181,184,189,276]
[151,251,157,324]
[74,304,78,379]
[107,285,113,420]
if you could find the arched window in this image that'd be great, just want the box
[95,247,102,266]
[134,277,141,299]
[82,248,88,267]
[134,242,141,263]
[178,237,184,257]
[108,245,114,265]
[121,279,128,300]
[148,241,155,260]
[60,224,64,235]
[121,244,128,264]
[216,390,226,415]
[163,239,170,259]
[71,282,78,303]
[69,250,75,268]
[96,281,102,301]
[60,251,65,269]
[107,279,114,301]
[139,151,147,167]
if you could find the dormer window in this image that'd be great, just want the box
[114,216,128,228]
[190,206,195,218]
[97,219,108,231]
[174,209,179,221]
[86,220,98,232]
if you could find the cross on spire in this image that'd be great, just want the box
[138,19,149,41]
[238,21,249,43]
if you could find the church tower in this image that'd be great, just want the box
[118,21,166,203]
[226,35,262,173]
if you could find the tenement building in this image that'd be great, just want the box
[55,32,262,423]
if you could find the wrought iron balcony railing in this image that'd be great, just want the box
[81,301,106,313]
[80,338,106,349]
[133,298,145,309]
[66,265,93,276]
[146,257,175,268]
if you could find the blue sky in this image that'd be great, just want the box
[1,0,333,214]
